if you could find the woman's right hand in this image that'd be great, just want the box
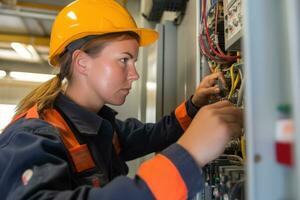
[177,100,243,167]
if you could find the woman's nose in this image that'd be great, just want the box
[128,65,140,81]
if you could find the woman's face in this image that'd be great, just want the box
[86,38,140,106]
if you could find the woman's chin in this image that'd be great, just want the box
[109,96,127,106]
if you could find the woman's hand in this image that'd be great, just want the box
[177,100,243,167]
[191,72,226,108]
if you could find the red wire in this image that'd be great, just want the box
[199,34,228,64]
[200,0,229,62]
[202,0,239,61]
[199,0,230,64]
[214,3,219,35]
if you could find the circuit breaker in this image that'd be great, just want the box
[224,0,243,51]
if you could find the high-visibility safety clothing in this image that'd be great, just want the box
[49,0,159,66]
[0,93,204,199]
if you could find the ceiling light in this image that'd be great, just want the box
[10,42,32,59]
[9,71,55,83]
[26,45,40,62]
[0,70,6,78]
[10,43,40,62]
[146,81,156,90]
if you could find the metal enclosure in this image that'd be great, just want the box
[194,0,300,199]
[176,0,200,104]
[243,0,300,199]
[146,21,178,121]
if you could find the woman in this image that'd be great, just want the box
[0,0,243,199]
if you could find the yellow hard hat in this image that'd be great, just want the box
[49,0,159,67]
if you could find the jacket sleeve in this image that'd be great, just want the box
[0,120,203,200]
[116,98,199,161]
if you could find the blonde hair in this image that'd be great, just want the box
[14,32,140,116]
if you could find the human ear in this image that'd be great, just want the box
[72,50,90,76]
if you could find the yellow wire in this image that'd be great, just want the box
[228,64,235,99]
[229,73,240,99]
[233,73,240,90]
[214,64,220,73]
[237,51,241,63]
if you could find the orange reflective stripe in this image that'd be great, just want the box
[8,104,39,128]
[10,104,38,124]
[11,113,26,123]
[43,109,79,149]
[112,131,121,155]
[175,102,192,131]
[11,104,96,173]
[43,108,96,172]
[25,104,39,119]
[69,144,96,172]
[138,154,188,200]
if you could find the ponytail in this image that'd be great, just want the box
[14,75,63,116]
[14,47,72,116]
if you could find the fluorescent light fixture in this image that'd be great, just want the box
[9,71,55,83]
[26,45,40,62]
[0,104,16,133]
[11,42,32,59]
[0,70,6,78]
[146,81,156,90]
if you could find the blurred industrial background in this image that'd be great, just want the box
[1,0,300,199]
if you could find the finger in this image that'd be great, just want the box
[203,72,226,87]
[202,73,221,87]
[217,106,243,117]
[198,87,221,96]
[208,100,233,109]
[218,114,244,127]
[217,72,227,87]
[217,112,243,124]
[226,123,243,138]
[217,107,243,124]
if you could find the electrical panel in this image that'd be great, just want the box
[199,0,244,199]
[224,0,243,50]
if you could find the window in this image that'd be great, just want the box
[0,104,16,133]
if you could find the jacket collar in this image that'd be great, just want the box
[54,93,118,135]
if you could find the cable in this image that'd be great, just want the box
[220,154,243,163]
[202,0,239,61]
[199,33,228,63]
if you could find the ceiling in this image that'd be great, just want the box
[0,0,128,74]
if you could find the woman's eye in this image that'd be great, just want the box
[120,58,129,64]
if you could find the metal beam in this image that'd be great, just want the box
[0,59,54,74]
[0,7,56,20]
[0,33,49,46]
[16,2,63,12]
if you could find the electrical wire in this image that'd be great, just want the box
[220,154,243,163]
[228,64,235,99]
[240,135,246,160]
[199,33,228,63]
[202,0,239,61]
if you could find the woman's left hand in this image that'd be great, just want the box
[191,72,226,108]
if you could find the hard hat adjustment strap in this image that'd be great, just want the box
[66,35,99,53]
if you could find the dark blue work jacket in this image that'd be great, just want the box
[0,93,202,199]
